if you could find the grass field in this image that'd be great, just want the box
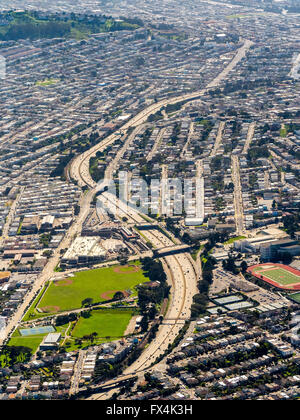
[37,263,147,313]
[249,264,300,290]
[9,308,134,354]
[72,309,133,339]
[253,267,300,286]
[62,309,134,352]
[290,292,300,303]
[224,236,246,245]
[8,324,69,353]
[36,78,59,86]
[22,282,50,321]
[280,125,288,138]
[9,334,48,354]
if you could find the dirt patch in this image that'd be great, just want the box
[40,306,60,313]
[0,271,10,280]
[100,290,131,300]
[113,265,141,274]
[53,278,73,287]
[124,315,138,336]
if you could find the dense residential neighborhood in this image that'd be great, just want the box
[0,0,299,403]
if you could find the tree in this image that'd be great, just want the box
[241,261,248,273]
[113,291,125,301]
[148,304,158,320]
[39,233,52,248]
[81,298,93,307]
[43,250,53,258]
[118,256,129,265]
[223,256,239,274]
[81,310,92,318]
[36,351,43,359]
[89,332,98,343]
[140,315,149,332]
[56,313,77,326]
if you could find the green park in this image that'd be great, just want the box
[36,263,147,314]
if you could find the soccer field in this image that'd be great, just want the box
[256,268,300,286]
[249,263,300,290]
[37,263,148,313]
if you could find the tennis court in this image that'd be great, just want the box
[19,326,55,336]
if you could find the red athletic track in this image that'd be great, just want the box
[247,263,300,291]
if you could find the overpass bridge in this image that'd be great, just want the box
[153,244,191,257]
[135,223,159,230]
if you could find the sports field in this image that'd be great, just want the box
[61,309,134,351]
[20,326,55,336]
[248,263,300,290]
[8,324,69,353]
[37,263,147,313]
[72,309,133,339]
[9,334,48,354]
[290,292,300,304]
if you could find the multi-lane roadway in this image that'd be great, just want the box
[1,39,253,380]
[98,192,198,373]
[71,39,254,189]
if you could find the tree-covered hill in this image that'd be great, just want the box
[0,10,143,41]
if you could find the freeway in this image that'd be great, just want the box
[77,187,199,400]
[59,39,253,381]
[71,39,254,189]
[0,38,253,375]
[99,192,198,374]
[83,192,198,400]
